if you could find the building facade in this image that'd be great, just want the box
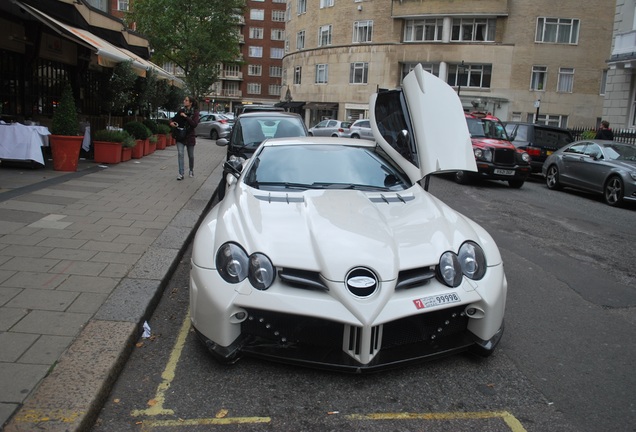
[283,0,615,128]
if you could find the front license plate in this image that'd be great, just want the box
[413,293,461,310]
[494,169,515,176]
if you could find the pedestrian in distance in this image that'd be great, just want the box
[170,96,200,180]
[595,120,614,140]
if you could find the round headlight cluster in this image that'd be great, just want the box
[474,148,493,162]
[437,241,487,287]
[216,242,276,290]
[521,152,531,163]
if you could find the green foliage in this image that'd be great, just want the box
[143,118,159,134]
[581,130,597,139]
[122,135,137,148]
[107,61,137,115]
[149,134,158,143]
[94,129,131,143]
[126,0,245,99]
[157,123,172,135]
[123,121,152,140]
[51,82,79,136]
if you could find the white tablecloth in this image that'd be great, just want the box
[0,123,50,165]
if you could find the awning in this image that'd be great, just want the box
[276,101,305,109]
[303,102,338,111]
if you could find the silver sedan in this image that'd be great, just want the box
[542,139,636,207]
[196,113,234,140]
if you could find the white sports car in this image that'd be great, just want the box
[190,65,507,372]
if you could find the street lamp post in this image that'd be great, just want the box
[457,60,466,97]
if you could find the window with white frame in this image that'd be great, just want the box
[557,67,574,93]
[297,30,305,50]
[248,65,262,76]
[118,0,129,11]
[531,65,547,91]
[269,85,282,96]
[534,114,568,128]
[448,63,492,88]
[272,10,285,22]
[250,9,264,20]
[294,66,302,84]
[249,28,264,39]
[273,0,286,3]
[285,36,289,53]
[247,83,261,94]
[535,17,580,44]
[270,66,283,77]
[350,62,368,84]
[270,47,284,59]
[318,25,332,47]
[600,70,608,95]
[249,46,263,57]
[451,18,496,42]
[320,0,334,8]
[297,0,307,14]
[401,63,439,81]
[404,19,443,42]
[353,20,373,43]
[252,0,264,2]
[315,64,328,84]
[271,29,285,40]
[225,64,241,77]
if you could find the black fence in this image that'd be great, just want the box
[569,126,636,145]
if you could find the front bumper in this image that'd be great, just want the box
[475,162,531,181]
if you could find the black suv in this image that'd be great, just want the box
[504,122,574,173]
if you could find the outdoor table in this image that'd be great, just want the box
[0,122,50,165]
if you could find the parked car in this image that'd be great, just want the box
[190,64,507,372]
[234,104,284,117]
[455,112,531,188]
[542,139,636,207]
[504,122,574,173]
[196,113,234,140]
[215,111,308,199]
[308,119,352,137]
[347,119,374,140]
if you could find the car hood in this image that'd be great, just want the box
[471,138,515,149]
[194,185,501,281]
[369,64,477,180]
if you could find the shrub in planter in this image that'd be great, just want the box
[121,135,135,162]
[123,121,151,140]
[143,119,159,135]
[156,123,171,149]
[93,129,131,164]
[50,81,82,171]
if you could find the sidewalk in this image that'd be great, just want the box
[0,140,226,431]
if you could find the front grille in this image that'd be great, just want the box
[493,148,515,165]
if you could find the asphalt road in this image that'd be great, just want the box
[92,174,636,432]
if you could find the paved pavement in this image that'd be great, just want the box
[0,139,226,431]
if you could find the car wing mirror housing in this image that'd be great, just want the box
[223,160,243,178]
[217,138,229,147]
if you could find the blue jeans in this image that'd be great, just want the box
[177,142,194,175]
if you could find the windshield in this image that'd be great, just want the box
[237,117,306,147]
[244,145,412,192]
[466,118,509,140]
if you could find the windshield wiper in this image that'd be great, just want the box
[313,182,391,191]
[250,181,325,190]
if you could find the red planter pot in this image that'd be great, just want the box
[156,134,167,150]
[131,140,144,159]
[143,138,151,156]
[121,146,132,162]
[148,140,157,154]
[93,141,122,164]
[49,135,83,171]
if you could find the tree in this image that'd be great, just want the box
[105,60,137,117]
[126,0,245,100]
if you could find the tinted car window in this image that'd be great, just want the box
[374,89,415,162]
[534,127,573,148]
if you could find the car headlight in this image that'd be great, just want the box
[437,242,487,287]
[474,148,493,162]
[521,152,531,163]
[216,243,276,290]
[458,241,487,280]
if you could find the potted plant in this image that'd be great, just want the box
[156,123,171,150]
[49,81,83,171]
[148,133,157,154]
[123,121,151,159]
[121,135,136,162]
[93,129,131,164]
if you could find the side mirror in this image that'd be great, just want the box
[217,138,229,147]
[589,152,601,160]
[223,159,243,178]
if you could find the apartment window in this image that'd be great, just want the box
[318,25,332,47]
[247,83,261,94]
[404,19,443,42]
[297,30,305,50]
[531,66,547,91]
[271,29,285,41]
[269,85,282,96]
[117,0,129,11]
[451,18,496,42]
[401,63,439,81]
[557,67,574,93]
[320,0,334,8]
[270,66,283,77]
[315,64,328,84]
[285,36,290,53]
[248,65,262,76]
[353,20,373,43]
[536,17,580,44]
[297,0,307,14]
[534,114,568,128]
[350,62,368,84]
[272,10,286,22]
[294,66,302,84]
[225,64,241,77]
[249,46,263,57]
[448,63,492,88]
[600,70,608,96]
[249,28,264,39]
[250,9,264,20]
[273,0,286,3]
[271,47,284,59]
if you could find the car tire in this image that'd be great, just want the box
[211,129,219,140]
[545,165,562,190]
[454,170,470,185]
[331,134,339,137]
[604,176,624,207]
[508,180,524,189]
[351,134,360,139]
[308,132,314,136]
